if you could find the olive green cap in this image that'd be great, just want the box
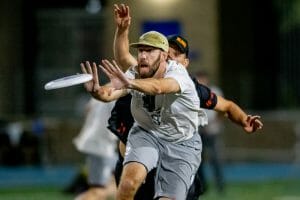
[130,31,169,52]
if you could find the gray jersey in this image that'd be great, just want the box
[130,60,207,143]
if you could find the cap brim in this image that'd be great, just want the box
[130,42,161,49]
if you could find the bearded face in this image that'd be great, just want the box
[137,46,163,78]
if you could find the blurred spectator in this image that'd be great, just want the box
[7,122,23,147]
[32,117,47,165]
[20,130,41,165]
[0,120,10,165]
[196,70,225,194]
[70,98,118,200]
[0,121,41,166]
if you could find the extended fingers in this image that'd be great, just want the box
[80,63,87,74]
[92,62,100,89]
[120,4,127,14]
[112,60,127,78]
[248,115,263,130]
[126,5,130,15]
[112,60,123,73]
[114,4,120,11]
[85,62,100,93]
[114,4,121,16]
[99,60,114,79]
[81,61,94,75]
[101,59,116,75]
[84,61,93,74]
[99,64,110,78]
[115,4,127,16]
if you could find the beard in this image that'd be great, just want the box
[138,53,161,78]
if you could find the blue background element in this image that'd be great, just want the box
[142,21,181,36]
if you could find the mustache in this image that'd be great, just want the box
[138,63,149,67]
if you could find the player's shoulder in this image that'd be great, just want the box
[166,60,187,74]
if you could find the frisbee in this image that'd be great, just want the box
[44,74,93,90]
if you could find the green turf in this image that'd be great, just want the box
[0,186,74,200]
[0,180,299,200]
[202,180,300,200]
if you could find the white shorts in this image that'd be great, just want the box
[86,154,117,186]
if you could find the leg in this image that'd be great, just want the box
[134,168,156,200]
[116,162,147,200]
[208,135,224,193]
[75,154,117,200]
[120,126,159,200]
[155,133,202,200]
[186,162,207,200]
[116,142,156,200]
[115,148,124,186]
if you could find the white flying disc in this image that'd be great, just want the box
[44,74,93,90]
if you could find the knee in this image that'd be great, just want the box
[118,177,140,194]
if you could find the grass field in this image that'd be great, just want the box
[0,180,300,200]
[202,180,300,200]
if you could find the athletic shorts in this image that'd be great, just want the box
[86,154,117,186]
[124,126,202,200]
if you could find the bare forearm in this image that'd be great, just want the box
[225,101,248,127]
[213,95,263,133]
[215,96,248,127]
[113,27,137,71]
[91,86,127,102]
[127,78,180,95]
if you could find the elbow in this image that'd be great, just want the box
[227,100,235,109]
[155,88,163,95]
[216,99,234,115]
[91,94,112,103]
[147,87,162,95]
[100,98,113,103]
[152,84,163,95]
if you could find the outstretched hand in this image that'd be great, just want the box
[114,4,131,30]
[81,61,104,95]
[243,115,263,133]
[100,59,131,90]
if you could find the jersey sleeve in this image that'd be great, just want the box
[192,77,218,109]
[164,62,191,93]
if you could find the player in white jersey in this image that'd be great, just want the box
[80,4,263,199]
[109,4,263,200]
[73,98,117,200]
[81,30,206,199]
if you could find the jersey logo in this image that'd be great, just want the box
[142,95,156,112]
[142,95,162,125]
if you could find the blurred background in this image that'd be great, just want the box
[0,0,299,199]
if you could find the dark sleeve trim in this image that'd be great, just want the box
[192,77,218,109]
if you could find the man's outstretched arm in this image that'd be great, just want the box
[193,79,263,133]
[100,59,180,95]
[113,4,137,71]
[214,96,263,133]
